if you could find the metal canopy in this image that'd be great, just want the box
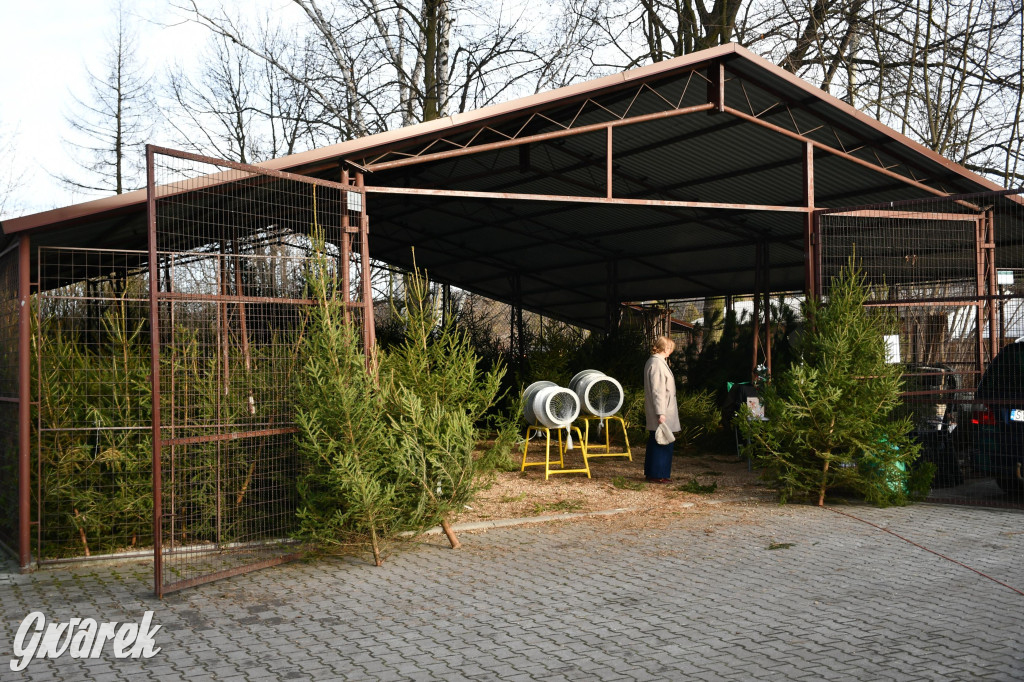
[3,43,1013,331]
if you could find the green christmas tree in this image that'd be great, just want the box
[292,237,405,565]
[380,264,504,548]
[293,232,504,562]
[739,260,923,506]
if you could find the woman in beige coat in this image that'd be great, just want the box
[643,335,681,482]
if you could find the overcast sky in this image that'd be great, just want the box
[0,1,292,219]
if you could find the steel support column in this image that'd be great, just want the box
[146,146,164,598]
[606,126,613,199]
[803,142,816,299]
[984,209,997,359]
[763,242,772,378]
[751,241,763,384]
[18,234,30,570]
[341,167,352,323]
[356,171,377,358]
[707,59,724,112]
[974,215,987,377]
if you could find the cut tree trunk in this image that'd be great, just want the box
[441,518,461,549]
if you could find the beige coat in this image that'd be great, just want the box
[644,355,681,432]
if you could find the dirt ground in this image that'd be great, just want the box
[457,439,776,527]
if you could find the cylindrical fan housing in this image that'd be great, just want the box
[522,381,581,428]
[569,369,624,417]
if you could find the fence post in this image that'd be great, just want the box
[18,234,30,570]
[147,145,164,598]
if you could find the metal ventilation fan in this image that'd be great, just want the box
[522,381,581,428]
[569,369,624,418]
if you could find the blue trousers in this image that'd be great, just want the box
[644,430,674,479]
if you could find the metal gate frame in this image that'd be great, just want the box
[147,146,375,597]
[815,190,1019,380]
[815,188,1024,507]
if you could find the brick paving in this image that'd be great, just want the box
[1,502,1022,680]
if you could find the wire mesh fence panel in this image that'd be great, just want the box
[34,247,154,560]
[149,147,367,596]
[0,244,20,555]
[820,189,1024,508]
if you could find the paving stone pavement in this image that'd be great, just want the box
[1,502,1022,681]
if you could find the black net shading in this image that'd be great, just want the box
[0,244,19,555]
[820,189,1024,507]
[149,148,368,596]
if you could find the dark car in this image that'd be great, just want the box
[903,363,966,487]
[974,343,1024,495]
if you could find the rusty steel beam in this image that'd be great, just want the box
[363,185,812,213]
[763,242,772,376]
[606,126,614,199]
[341,167,351,324]
[863,297,993,308]
[751,241,762,384]
[146,146,164,598]
[804,142,815,299]
[356,171,377,354]
[722,106,952,198]
[147,144,360,194]
[160,553,303,596]
[364,103,716,172]
[826,209,979,221]
[707,60,725,112]
[985,210,998,359]
[163,427,299,447]
[157,291,322,306]
[18,234,30,570]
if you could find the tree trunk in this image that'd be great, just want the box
[702,297,724,344]
[818,460,830,507]
[441,518,461,549]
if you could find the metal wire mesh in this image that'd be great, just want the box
[546,390,580,425]
[35,248,153,560]
[587,378,623,416]
[820,189,1024,507]
[0,244,19,554]
[149,148,366,596]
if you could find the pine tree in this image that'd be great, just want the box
[293,235,406,565]
[293,238,504,562]
[380,265,504,548]
[739,260,922,506]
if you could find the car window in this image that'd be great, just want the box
[980,345,1024,392]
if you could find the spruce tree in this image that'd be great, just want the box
[293,235,405,565]
[380,266,504,548]
[293,238,504,562]
[739,261,922,506]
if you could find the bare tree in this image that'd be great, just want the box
[164,28,320,163]
[738,0,1023,184]
[58,2,156,195]
[173,0,583,142]
[0,122,26,220]
[564,0,1024,184]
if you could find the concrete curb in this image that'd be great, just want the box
[411,508,635,536]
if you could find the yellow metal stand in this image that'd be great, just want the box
[521,425,591,480]
[580,415,632,461]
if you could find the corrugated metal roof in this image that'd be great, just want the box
[2,43,1016,331]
